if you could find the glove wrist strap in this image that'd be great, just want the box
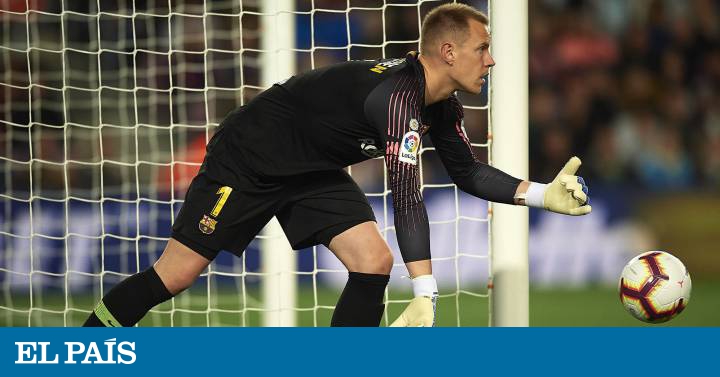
[524,182,547,208]
[411,275,438,298]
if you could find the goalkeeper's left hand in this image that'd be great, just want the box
[522,156,592,216]
[390,275,438,327]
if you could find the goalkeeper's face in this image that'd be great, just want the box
[453,20,494,94]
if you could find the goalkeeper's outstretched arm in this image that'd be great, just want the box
[448,154,593,216]
[429,97,592,216]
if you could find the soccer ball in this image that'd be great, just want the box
[619,251,691,323]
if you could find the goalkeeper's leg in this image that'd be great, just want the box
[326,221,392,327]
[83,238,211,327]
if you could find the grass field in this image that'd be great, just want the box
[2,280,718,327]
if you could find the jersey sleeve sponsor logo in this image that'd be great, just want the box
[359,138,384,158]
[369,58,406,73]
[398,131,420,165]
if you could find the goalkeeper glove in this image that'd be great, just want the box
[520,156,592,216]
[390,275,438,327]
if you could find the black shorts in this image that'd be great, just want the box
[171,168,376,260]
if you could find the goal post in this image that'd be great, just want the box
[488,0,530,327]
[258,0,297,327]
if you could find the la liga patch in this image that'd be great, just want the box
[398,131,420,165]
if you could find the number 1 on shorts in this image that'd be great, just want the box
[211,186,233,217]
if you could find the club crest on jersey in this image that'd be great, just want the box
[398,131,420,165]
[199,215,217,235]
[409,118,419,131]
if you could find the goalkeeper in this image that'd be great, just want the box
[84,3,590,327]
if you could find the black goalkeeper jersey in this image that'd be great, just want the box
[207,53,521,263]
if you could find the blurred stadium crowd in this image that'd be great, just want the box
[528,0,720,190]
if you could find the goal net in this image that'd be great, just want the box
[1,0,498,327]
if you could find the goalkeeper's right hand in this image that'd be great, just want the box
[522,156,592,216]
[389,296,435,327]
[390,274,438,327]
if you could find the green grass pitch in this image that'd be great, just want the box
[2,281,718,327]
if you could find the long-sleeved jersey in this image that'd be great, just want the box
[210,52,521,263]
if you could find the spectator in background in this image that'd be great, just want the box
[529,0,720,192]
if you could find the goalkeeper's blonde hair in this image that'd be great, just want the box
[420,3,489,55]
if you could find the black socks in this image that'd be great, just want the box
[84,268,389,327]
[83,267,173,327]
[331,272,390,327]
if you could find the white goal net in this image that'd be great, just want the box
[1,0,498,327]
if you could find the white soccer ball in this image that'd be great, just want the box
[619,251,691,323]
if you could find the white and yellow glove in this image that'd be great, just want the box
[521,156,592,216]
[390,275,437,327]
